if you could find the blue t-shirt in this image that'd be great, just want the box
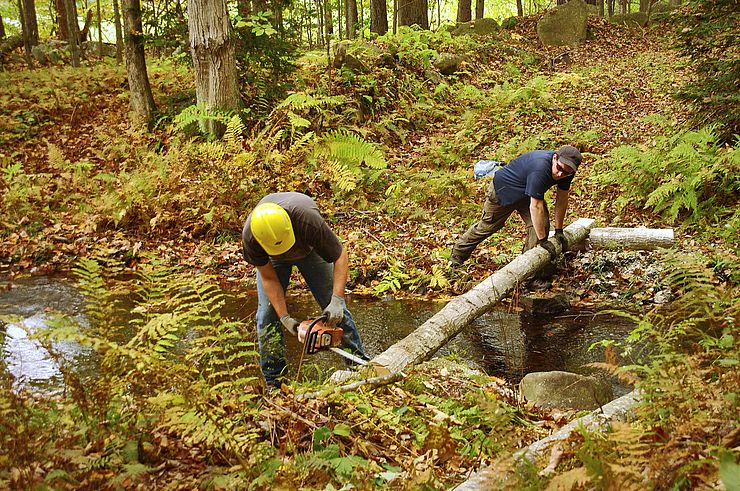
[493,150,574,207]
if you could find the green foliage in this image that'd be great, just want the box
[554,252,739,489]
[672,0,740,141]
[594,126,739,233]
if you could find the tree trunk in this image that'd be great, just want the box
[516,0,522,16]
[456,0,471,22]
[619,0,627,14]
[365,218,597,375]
[113,0,123,63]
[474,0,483,19]
[188,0,241,137]
[315,0,324,46]
[337,0,342,39]
[398,0,428,28]
[392,0,397,33]
[370,0,387,34]
[96,0,103,56]
[123,0,156,125]
[598,0,604,16]
[324,0,333,35]
[587,228,674,250]
[64,0,81,65]
[0,15,5,40]
[79,8,94,42]
[345,0,357,39]
[55,0,69,40]
[22,0,39,46]
[607,0,614,16]
[18,0,34,67]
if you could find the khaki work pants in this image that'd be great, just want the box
[450,180,549,264]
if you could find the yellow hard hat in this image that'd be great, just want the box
[250,202,295,256]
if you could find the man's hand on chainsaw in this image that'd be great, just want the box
[280,314,299,336]
[322,295,346,325]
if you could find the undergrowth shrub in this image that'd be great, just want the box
[553,252,740,489]
[594,125,739,246]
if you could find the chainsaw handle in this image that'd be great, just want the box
[303,315,328,355]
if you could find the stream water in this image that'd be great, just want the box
[0,275,635,396]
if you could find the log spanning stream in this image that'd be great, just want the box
[0,274,635,396]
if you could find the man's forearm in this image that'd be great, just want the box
[332,246,349,298]
[554,189,569,229]
[257,264,288,317]
[530,198,548,240]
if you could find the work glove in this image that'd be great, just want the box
[280,314,299,336]
[322,294,346,325]
[538,238,557,260]
[554,228,568,251]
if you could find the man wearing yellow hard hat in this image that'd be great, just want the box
[242,192,368,389]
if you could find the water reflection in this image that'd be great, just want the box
[1,276,634,395]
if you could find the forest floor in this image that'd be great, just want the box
[1,14,738,490]
[2,16,723,308]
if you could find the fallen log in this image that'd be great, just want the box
[369,218,596,375]
[587,227,674,250]
[452,390,641,490]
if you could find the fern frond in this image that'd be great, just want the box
[223,115,245,151]
[322,158,358,193]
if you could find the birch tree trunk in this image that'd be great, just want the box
[188,0,241,137]
[370,0,388,34]
[587,228,674,250]
[123,0,156,125]
[368,218,596,375]
[456,0,471,22]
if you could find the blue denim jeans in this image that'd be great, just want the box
[255,250,368,386]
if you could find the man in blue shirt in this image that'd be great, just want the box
[450,145,582,266]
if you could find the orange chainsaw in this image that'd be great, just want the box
[297,315,368,366]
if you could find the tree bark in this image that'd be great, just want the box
[456,0,471,22]
[587,228,674,250]
[370,0,387,34]
[55,0,69,40]
[188,0,241,137]
[398,0,428,28]
[364,218,597,375]
[22,0,39,46]
[113,0,123,64]
[607,0,614,16]
[123,0,156,125]
[345,0,357,39]
[516,0,523,16]
[64,0,81,65]
[475,0,483,19]
[18,0,34,67]
[0,15,5,40]
[96,0,103,56]
[324,0,333,36]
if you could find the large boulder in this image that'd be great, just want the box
[473,18,499,34]
[610,12,649,27]
[433,53,464,75]
[536,0,589,46]
[520,370,613,410]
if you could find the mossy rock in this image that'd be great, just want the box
[610,12,649,27]
[452,21,474,36]
[473,17,499,34]
[536,0,589,46]
[501,16,518,29]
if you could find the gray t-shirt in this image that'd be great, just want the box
[242,192,343,266]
